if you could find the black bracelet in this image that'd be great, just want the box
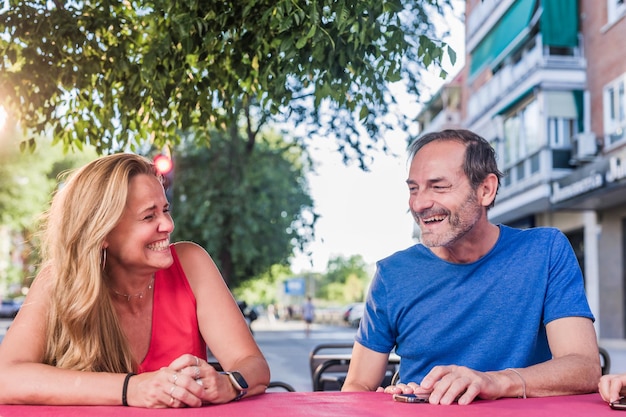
[122,372,136,406]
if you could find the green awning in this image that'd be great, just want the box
[541,0,579,47]
[469,0,537,77]
[497,87,535,116]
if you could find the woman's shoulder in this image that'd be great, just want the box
[170,241,219,277]
[171,241,209,259]
[30,262,56,292]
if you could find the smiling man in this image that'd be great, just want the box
[341,129,601,404]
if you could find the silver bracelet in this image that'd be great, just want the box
[505,368,527,399]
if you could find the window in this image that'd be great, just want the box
[523,100,541,154]
[502,168,512,188]
[607,0,626,25]
[603,73,626,147]
[545,91,580,147]
[502,98,546,167]
[530,153,540,174]
[547,118,578,148]
[503,115,521,166]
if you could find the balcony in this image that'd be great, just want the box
[489,147,573,224]
[467,0,518,49]
[467,34,586,126]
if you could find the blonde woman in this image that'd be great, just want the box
[0,153,269,407]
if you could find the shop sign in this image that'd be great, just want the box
[606,154,626,183]
[550,152,626,204]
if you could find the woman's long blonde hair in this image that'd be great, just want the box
[40,153,160,372]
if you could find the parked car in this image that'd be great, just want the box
[342,303,359,324]
[347,302,365,328]
[0,299,22,319]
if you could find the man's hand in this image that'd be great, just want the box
[378,365,509,405]
[418,365,509,405]
[599,373,626,403]
[377,381,433,397]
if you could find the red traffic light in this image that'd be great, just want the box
[154,154,173,175]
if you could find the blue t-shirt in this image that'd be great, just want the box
[355,225,594,384]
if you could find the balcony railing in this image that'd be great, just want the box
[498,147,573,200]
[467,34,586,124]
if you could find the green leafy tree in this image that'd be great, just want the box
[0,0,455,165]
[0,129,97,292]
[170,129,315,287]
[0,142,55,232]
[0,128,96,231]
[319,254,370,304]
[233,264,293,307]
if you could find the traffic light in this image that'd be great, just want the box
[153,153,174,201]
[153,154,173,175]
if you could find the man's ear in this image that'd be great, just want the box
[479,173,499,207]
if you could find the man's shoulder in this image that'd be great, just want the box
[497,226,570,259]
[499,224,563,241]
[376,244,430,268]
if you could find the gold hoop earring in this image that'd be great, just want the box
[101,248,107,271]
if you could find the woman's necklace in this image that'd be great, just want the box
[111,276,155,302]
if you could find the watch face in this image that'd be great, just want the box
[230,371,249,390]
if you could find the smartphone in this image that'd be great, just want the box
[392,393,430,403]
[610,397,626,410]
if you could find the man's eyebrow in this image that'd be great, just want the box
[406,177,447,185]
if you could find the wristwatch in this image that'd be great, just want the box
[220,371,248,401]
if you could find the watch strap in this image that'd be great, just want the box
[220,371,248,401]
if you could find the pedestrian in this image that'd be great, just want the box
[302,296,315,337]
[0,153,270,407]
[341,129,600,404]
[267,304,277,324]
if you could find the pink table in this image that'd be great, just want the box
[0,391,613,417]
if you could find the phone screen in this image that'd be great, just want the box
[392,393,430,403]
[610,398,626,410]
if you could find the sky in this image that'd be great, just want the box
[290,3,466,273]
[289,140,418,273]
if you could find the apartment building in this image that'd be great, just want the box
[418,0,626,340]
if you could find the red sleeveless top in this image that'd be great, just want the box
[137,245,207,373]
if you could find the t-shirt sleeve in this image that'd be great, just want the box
[355,264,396,354]
[543,229,595,324]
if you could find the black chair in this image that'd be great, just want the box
[600,346,611,375]
[208,361,224,372]
[309,343,398,391]
[210,361,296,392]
[391,369,400,385]
[309,343,354,391]
[267,381,296,392]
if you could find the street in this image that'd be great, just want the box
[252,316,357,392]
